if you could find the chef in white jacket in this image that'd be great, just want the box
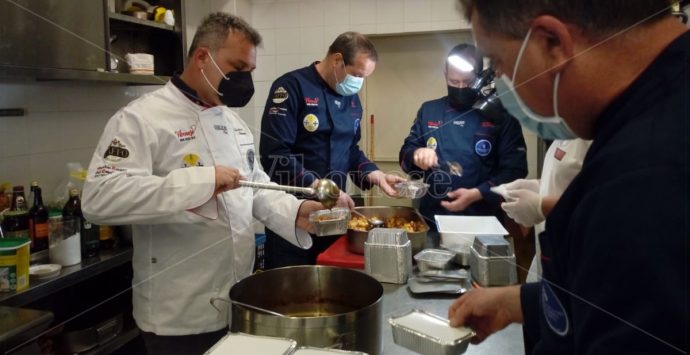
[82,13,323,355]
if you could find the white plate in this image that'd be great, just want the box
[29,264,62,279]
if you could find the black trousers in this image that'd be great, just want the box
[264,228,340,269]
[140,328,228,355]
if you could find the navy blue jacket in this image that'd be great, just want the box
[399,97,527,227]
[260,63,377,191]
[521,31,689,354]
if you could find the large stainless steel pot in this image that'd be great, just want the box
[229,266,383,355]
[347,206,429,255]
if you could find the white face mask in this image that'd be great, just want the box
[495,28,578,140]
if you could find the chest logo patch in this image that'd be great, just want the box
[475,139,492,156]
[182,153,204,167]
[272,86,289,104]
[303,114,319,132]
[453,120,466,127]
[103,139,129,162]
[334,99,342,109]
[541,281,570,337]
[426,137,438,150]
[554,147,566,161]
[305,97,319,107]
[175,125,196,142]
[427,121,441,129]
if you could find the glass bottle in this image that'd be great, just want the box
[28,181,49,252]
[2,186,30,239]
[62,188,100,259]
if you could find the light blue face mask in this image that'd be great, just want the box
[494,29,577,140]
[334,62,364,96]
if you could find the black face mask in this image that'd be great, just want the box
[447,86,478,111]
[203,54,255,107]
[217,71,255,107]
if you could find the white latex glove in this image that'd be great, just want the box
[335,191,355,209]
[503,179,540,193]
[501,189,544,226]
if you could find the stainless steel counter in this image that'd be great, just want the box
[380,283,524,355]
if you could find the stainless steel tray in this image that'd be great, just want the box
[407,276,471,295]
[309,208,350,237]
[389,309,474,355]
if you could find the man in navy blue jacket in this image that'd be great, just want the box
[260,32,403,267]
[448,1,689,354]
[399,44,527,228]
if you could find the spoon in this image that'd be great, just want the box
[210,297,285,317]
[351,209,385,228]
[432,160,463,177]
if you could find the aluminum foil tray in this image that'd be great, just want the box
[365,240,412,284]
[389,310,474,355]
[413,249,455,272]
[292,347,369,354]
[309,208,350,237]
[205,332,296,355]
[394,180,429,199]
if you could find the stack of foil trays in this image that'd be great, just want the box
[364,228,412,284]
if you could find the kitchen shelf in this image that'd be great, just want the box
[82,326,140,355]
[0,246,133,307]
[0,65,170,85]
[108,12,176,32]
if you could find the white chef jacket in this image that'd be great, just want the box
[526,139,591,282]
[82,81,312,335]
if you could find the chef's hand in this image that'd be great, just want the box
[367,170,405,197]
[501,189,544,226]
[448,285,523,344]
[296,200,323,234]
[413,148,439,170]
[335,191,355,209]
[214,166,244,194]
[504,179,540,193]
[441,188,482,212]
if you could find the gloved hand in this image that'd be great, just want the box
[501,189,544,226]
[503,179,540,193]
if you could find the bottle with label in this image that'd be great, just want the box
[62,189,100,259]
[2,186,30,239]
[99,225,116,249]
[28,181,49,253]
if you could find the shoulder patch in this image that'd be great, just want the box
[103,138,130,162]
[272,86,289,104]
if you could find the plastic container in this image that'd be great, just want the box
[309,208,350,237]
[293,347,369,355]
[413,249,454,272]
[0,238,31,292]
[434,215,508,259]
[389,309,474,355]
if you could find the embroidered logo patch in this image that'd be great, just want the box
[305,97,319,107]
[303,114,319,132]
[103,138,130,162]
[475,139,492,156]
[272,86,289,104]
[541,281,570,336]
[426,137,438,150]
[175,125,196,142]
[182,153,204,167]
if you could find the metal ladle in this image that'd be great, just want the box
[350,209,384,229]
[239,179,341,209]
[210,297,285,317]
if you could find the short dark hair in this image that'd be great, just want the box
[458,0,674,39]
[446,43,483,73]
[188,12,262,58]
[327,32,379,65]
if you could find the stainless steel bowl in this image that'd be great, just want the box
[347,206,429,255]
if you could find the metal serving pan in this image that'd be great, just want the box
[347,206,429,255]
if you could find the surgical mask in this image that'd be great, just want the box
[334,63,363,96]
[447,86,477,111]
[494,29,577,140]
[201,53,255,107]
